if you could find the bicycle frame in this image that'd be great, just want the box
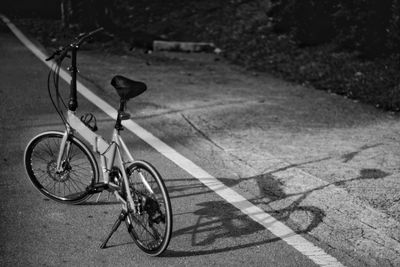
[52,31,155,212]
[55,110,152,212]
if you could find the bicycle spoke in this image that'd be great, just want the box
[130,212,162,241]
[25,132,98,204]
[32,153,51,163]
[43,140,56,158]
[122,161,171,255]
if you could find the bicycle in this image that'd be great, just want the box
[23,28,173,256]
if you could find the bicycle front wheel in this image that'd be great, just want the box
[124,161,172,256]
[24,131,99,204]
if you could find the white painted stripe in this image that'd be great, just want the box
[1,15,344,267]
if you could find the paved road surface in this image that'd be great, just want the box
[0,18,324,267]
[1,17,399,266]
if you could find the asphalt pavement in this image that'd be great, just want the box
[1,17,400,267]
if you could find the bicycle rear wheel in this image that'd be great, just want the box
[24,131,99,204]
[124,161,172,256]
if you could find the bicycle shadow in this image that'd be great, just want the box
[162,179,324,257]
[164,200,279,257]
[161,165,389,257]
[68,152,389,257]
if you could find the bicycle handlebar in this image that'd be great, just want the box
[45,27,104,61]
[75,27,104,46]
[45,27,104,112]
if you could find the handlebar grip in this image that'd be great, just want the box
[58,49,70,61]
[76,27,104,46]
[46,47,71,62]
[87,27,104,36]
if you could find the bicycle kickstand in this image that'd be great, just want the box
[100,210,128,249]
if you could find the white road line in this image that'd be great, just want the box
[1,15,344,267]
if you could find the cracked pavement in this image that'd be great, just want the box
[72,48,400,266]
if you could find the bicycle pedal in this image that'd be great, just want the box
[86,183,109,193]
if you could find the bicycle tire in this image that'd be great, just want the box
[124,161,172,256]
[24,131,99,204]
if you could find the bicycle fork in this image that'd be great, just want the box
[55,128,72,173]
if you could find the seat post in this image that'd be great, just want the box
[115,100,126,131]
[119,100,126,112]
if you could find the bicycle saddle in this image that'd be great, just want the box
[111,75,147,101]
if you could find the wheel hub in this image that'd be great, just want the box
[46,160,71,182]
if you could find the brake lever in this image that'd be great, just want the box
[45,46,64,61]
[75,32,87,40]
[75,27,104,46]
[46,46,71,62]
[46,28,104,61]
[45,55,55,61]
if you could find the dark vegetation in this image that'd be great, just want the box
[2,0,400,111]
